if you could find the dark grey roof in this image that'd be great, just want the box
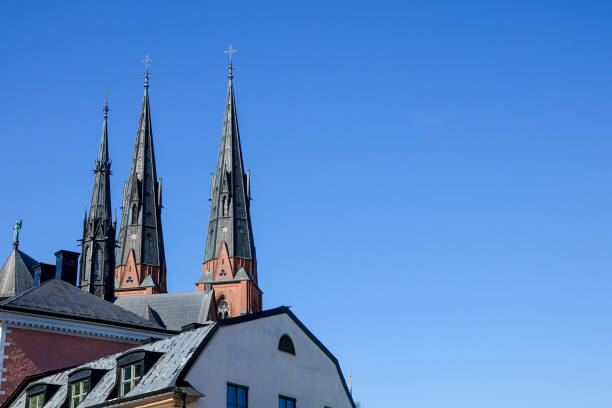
[4,323,215,408]
[0,278,167,331]
[0,246,37,298]
[114,291,215,331]
[203,72,255,263]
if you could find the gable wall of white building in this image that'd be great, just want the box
[185,314,353,408]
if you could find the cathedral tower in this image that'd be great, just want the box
[79,94,116,301]
[197,50,262,318]
[114,59,167,296]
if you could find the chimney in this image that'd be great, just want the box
[54,250,79,286]
[33,263,57,286]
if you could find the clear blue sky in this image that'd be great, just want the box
[1,1,611,406]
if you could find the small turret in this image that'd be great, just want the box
[0,221,38,300]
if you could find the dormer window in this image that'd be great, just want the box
[68,368,106,408]
[70,379,89,407]
[27,392,44,408]
[119,360,143,396]
[115,350,162,397]
[278,334,295,355]
[26,384,59,408]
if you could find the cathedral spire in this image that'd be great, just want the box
[79,92,115,301]
[114,59,166,295]
[198,48,261,318]
[204,50,255,264]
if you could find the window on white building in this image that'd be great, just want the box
[278,334,295,355]
[279,395,296,408]
[227,384,247,408]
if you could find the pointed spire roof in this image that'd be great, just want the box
[88,94,112,223]
[115,63,166,274]
[98,91,110,162]
[79,94,116,300]
[0,226,37,298]
[203,61,255,263]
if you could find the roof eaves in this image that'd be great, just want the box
[82,386,178,408]
[0,305,177,335]
[283,309,357,408]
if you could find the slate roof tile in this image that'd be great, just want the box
[7,325,214,408]
[0,247,37,297]
[114,291,214,331]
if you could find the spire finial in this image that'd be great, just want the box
[103,88,110,118]
[224,45,237,79]
[141,54,153,87]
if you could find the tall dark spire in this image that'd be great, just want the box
[114,59,166,295]
[198,49,261,318]
[203,56,255,264]
[79,92,116,301]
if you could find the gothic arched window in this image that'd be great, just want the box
[278,334,295,355]
[83,246,89,281]
[93,247,102,280]
[217,296,230,320]
[131,204,138,225]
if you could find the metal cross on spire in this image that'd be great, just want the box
[103,88,110,118]
[141,54,153,86]
[224,45,237,78]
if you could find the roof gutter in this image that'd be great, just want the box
[82,385,204,408]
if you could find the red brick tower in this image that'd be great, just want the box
[196,51,262,318]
